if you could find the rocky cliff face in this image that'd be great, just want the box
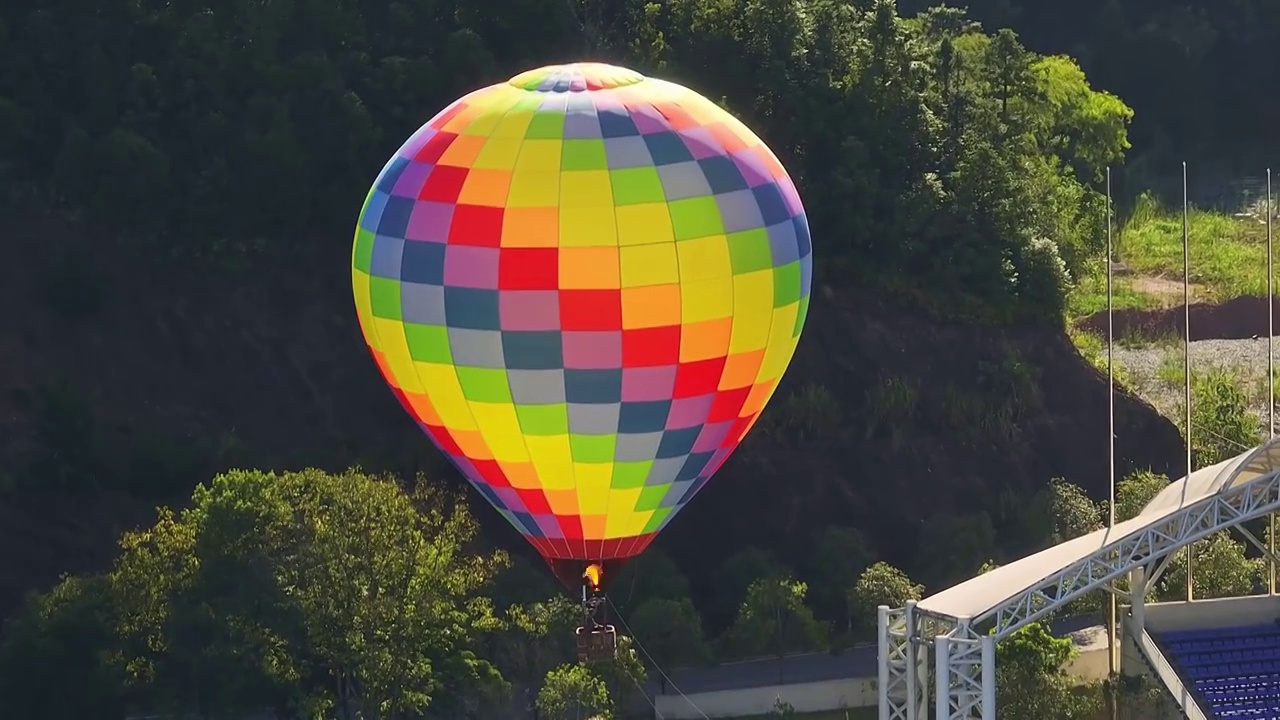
[0,215,1184,618]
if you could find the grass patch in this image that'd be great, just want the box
[865,375,918,451]
[1067,191,1268,320]
[1119,192,1267,300]
[1066,269,1159,317]
[1066,325,1133,386]
[778,383,842,440]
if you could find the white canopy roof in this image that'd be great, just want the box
[916,439,1280,620]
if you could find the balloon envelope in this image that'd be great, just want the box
[352,63,811,573]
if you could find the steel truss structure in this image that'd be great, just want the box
[877,450,1280,720]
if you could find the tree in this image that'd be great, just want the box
[1111,470,1168,522]
[1049,478,1101,542]
[1157,532,1263,601]
[0,575,126,720]
[1186,369,1259,468]
[722,577,827,674]
[1112,674,1176,719]
[996,622,1100,720]
[110,468,510,719]
[491,596,579,684]
[0,0,1130,330]
[707,547,786,628]
[915,512,997,586]
[627,597,712,667]
[593,635,648,712]
[848,562,924,637]
[537,664,611,720]
[609,547,691,610]
[488,553,562,609]
[808,526,873,626]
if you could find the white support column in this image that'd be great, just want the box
[905,600,921,720]
[935,635,951,719]
[980,635,996,720]
[915,625,930,720]
[878,604,912,720]
[941,628,985,719]
[1131,565,1147,635]
[878,606,891,720]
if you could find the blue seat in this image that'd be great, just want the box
[1156,623,1280,718]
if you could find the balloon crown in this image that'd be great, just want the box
[507,62,645,93]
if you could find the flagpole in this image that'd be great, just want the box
[1268,168,1275,595]
[1183,161,1194,602]
[1106,167,1118,678]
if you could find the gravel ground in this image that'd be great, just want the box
[1115,337,1280,437]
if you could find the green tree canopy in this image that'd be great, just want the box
[848,562,925,636]
[1110,470,1169,522]
[610,547,692,610]
[628,597,712,667]
[722,576,827,664]
[996,622,1099,720]
[0,574,125,720]
[107,468,510,718]
[915,512,997,587]
[707,547,786,628]
[1157,532,1264,601]
[0,0,1129,324]
[808,526,874,625]
[1049,478,1101,542]
[537,664,612,720]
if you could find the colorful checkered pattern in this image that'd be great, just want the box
[352,63,812,562]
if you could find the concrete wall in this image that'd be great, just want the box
[653,620,1114,718]
[1142,594,1280,633]
[655,677,876,719]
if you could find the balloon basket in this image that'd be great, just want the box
[575,624,617,664]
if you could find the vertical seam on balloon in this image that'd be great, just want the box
[609,91,642,566]
[357,169,407,474]
[621,89,688,561]
[431,94,523,554]
[355,187,388,354]
[737,134,785,488]
[658,97,698,543]
[357,147,403,365]
[677,125,773,540]
[542,91,577,562]
[693,95,739,528]
[598,88,628,563]
[559,92,587,564]
[644,95,690,563]
[493,89,565,560]
[367,144,491,547]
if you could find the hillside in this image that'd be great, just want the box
[0,0,1192,621]
[0,210,1185,619]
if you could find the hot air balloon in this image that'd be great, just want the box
[351,62,812,659]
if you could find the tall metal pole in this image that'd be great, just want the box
[1184,161,1194,602]
[1269,168,1275,595]
[1106,167,1118,677]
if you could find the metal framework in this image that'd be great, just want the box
[877,449,1280,720]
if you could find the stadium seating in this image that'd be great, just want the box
[1157,623,1280,718]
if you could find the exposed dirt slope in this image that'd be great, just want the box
[1078,295,1280,341]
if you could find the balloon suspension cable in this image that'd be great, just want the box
[607,595,710,719]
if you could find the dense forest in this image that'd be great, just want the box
[1,0,1135,322]
[1,0,1277,716]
